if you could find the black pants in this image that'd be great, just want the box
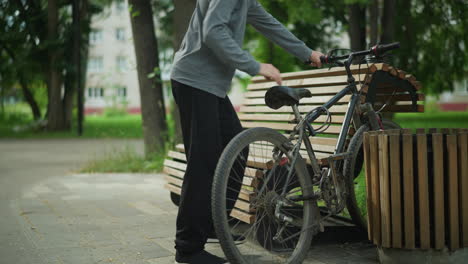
[171,80,245,255]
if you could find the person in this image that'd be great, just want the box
[170,0,323,263]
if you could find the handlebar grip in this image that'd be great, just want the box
[372,42,400,56]
[320,56,328,64]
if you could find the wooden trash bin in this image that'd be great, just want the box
[363,128,468,263]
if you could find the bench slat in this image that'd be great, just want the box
[164,159,187,171]
[234,199,256,213]
[165,175,183,186]
[238,113,345,124]
[251,63,382,83]
[167,150,186,161]
[240,104,349,114]
[241,121,343,135]
[163,166,184,178]
[248,74,367,90]
[230,208,255,224]
[243,94,351,106]
[164,183,181,195]
[245,85,348,98]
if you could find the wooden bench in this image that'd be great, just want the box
[163,63,424,225]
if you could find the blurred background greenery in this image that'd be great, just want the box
[1,0,467,172]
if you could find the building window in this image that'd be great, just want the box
[115,28,125,41]
[117,86,127,97]
[88,57,103,73]
[116,56,127,72]
[115,0,126,13]
[90,29,103,44]
[87,87,104,98]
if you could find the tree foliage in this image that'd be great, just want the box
[245,0,466,94]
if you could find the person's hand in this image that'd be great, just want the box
[309,50,325,68]
[259,63,282,85]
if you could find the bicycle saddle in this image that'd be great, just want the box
[265,86,312,110]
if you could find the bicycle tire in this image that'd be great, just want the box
[343,119,401,230]
[212,127,318,264]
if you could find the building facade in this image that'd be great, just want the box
[85,0,141,114]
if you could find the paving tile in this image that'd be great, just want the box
[6,172,378,264]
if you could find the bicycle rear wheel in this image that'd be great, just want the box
[212,127,319,264]
[343,119,401,230]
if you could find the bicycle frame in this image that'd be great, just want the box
[289,57,362,178]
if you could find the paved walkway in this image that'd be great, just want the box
[0,139,378,264]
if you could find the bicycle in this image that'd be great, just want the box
[212,43,405,263]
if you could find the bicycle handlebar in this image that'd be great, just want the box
[319,42,400,64]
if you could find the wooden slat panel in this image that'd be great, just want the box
[432,133,445,250]
[165,175,183,187]
[244,167,263,178]
[447,134,460,250]
[164,183,181,195]
[168,150,186,161]
[417,134,431,249]
[234,199,255,213]
[247,74,366,90]
[369,134,381,245]
[245,85,348,98]
[247,156,273,170]
[163,166,185,178]
[243,94,351,106]
[238,189,255,202]
[251,63,381,83]
[389,134,402,248]
[238,113,345,124]
[250,141,334,160]
[459,133,468,247]
[402,133,415,249]
[241,121,343,134]
[176,144,184,152]
[164,159,187,171]
[378,134,391,247]
[230,208,255,224]
[242,176,259,188]
[364,132,373,241]
[240,104,349,114]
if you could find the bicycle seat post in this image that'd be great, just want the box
[291,104,302,122]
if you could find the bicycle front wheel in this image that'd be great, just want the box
[212,127,318,264]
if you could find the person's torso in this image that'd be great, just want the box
[170,0,254,98]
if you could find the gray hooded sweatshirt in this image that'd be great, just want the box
[170,0,313,98]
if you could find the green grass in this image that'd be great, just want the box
[0,114,144,138]
[394,111,468,129]
[79,146,166,173]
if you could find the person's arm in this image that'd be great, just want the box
[247,1,313,63]
[202,0,260,76]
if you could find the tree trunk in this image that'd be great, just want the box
[46,0,65,131]
[171,0,196,145]
[348,3,367,52]
[128,0,167,157]
[369,0,379,46]
[19,74,42,120]
[173,0,196,50]
[380,0,396,44]
[63,68,74,130]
